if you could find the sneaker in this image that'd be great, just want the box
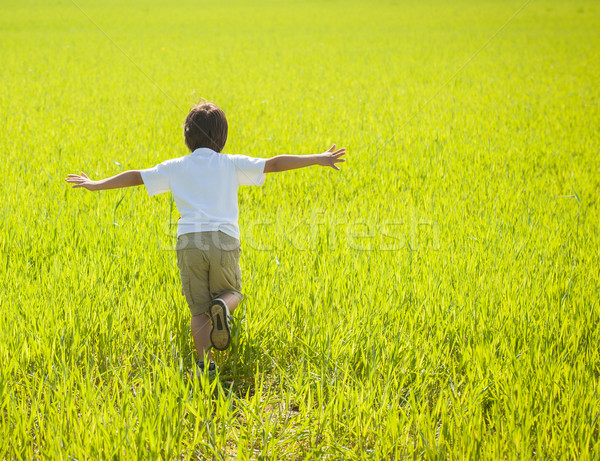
[196,360,217,380]
[209,298,232,350]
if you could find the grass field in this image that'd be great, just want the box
[1,0,599,458]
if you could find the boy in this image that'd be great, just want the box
[65,102,345,378]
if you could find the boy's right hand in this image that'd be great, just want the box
[264,146,347,173]
[319,145,346,170]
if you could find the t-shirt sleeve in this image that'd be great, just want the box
[229,155,267,186]
[140,160,173,196]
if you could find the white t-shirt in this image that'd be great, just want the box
[140,148,267,239]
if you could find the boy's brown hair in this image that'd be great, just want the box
[184,102,228,153]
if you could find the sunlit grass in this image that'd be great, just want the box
[1,0,599,458]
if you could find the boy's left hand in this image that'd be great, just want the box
[65,172,98,190]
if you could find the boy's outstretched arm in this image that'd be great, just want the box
[264,145,346,173]
[65,170,143,191]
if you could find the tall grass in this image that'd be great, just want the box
[1,0,599,458]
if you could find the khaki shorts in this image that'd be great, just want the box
[176,231,244,316]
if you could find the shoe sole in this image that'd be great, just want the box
[209,299,231,351]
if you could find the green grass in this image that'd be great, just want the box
[1,0,599,458]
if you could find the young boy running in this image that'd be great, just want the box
[65,102,345,377]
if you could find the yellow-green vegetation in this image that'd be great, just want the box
[1,0,599,458]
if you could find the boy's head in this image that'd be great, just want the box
[184,102,228,153]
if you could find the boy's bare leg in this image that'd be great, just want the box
[191,313,213,362]
[191,294,240,362]
[217,292,240,314]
